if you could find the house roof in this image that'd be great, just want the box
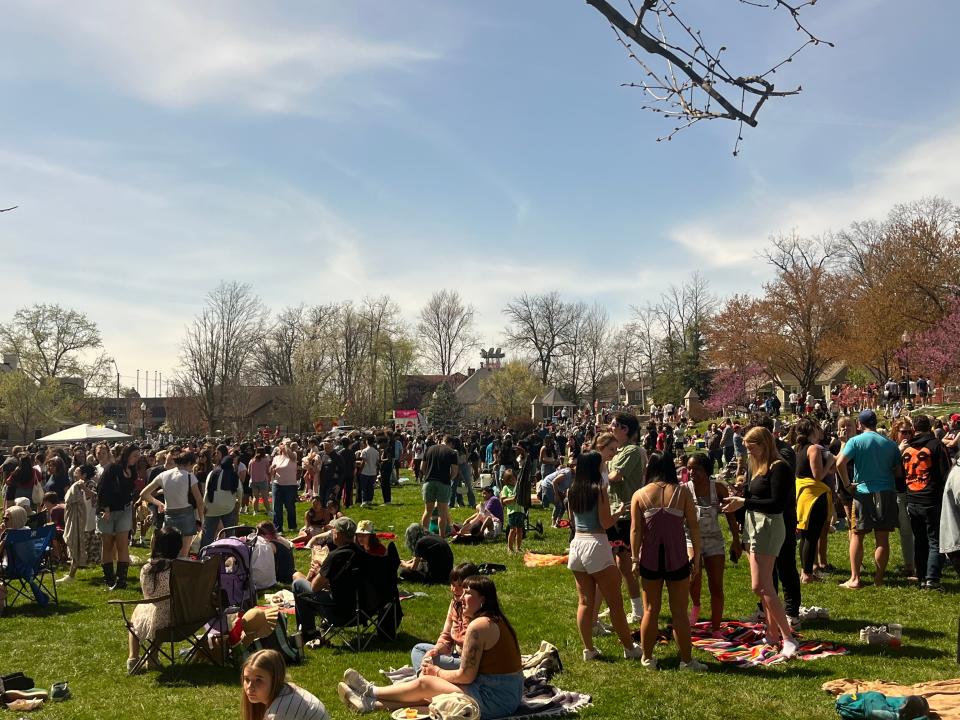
[535,387,575,407]
[454,367,496,405]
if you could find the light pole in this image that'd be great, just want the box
[140,402,147,438]
[112,359,122,430]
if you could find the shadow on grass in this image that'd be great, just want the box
[2,599,87,617]
[321,629,425,656]
[845,644,950,660]
[819,618,945,640]
[154,662,237,687]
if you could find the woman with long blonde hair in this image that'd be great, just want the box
[721,426,797,657]
[241,649,328,720]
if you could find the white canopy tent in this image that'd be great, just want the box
[37,424,132,443]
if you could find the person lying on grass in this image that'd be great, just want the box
[338,576,523,719]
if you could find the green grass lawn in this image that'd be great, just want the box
[4,482,959,720]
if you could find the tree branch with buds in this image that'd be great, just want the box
[584,0,831,154]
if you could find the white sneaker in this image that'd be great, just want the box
[626,611,643,624]
[592,621,613,636]
[742,607,765,623]
[680,658,708,672]
[598,608,611,620]
[56,575,75,584]
[623,643,643,659]
[338,682,376,714]
[583,648,601,661]
[640,655,657,669]
[343,668,374,697]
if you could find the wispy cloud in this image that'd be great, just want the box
[668,122,960,267]
[6,1,438,113]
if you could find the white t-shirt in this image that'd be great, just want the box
[266,683,330,720]
[204,469,241,517]
[157,467,197,511]
[359,446,379,476]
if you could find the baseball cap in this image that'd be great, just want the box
[332,516,357,535]
[858,409,878,428]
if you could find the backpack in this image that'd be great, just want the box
[902,446,934,493]
[835,691,928,720]
[232,611,303,665]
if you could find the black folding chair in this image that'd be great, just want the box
[111,556,225,674]
[319,545,403,651]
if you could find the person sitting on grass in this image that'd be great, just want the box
[242,648,329,720]
[304,500,343,550]
[125,527,182,673]
[355,520,386,557]
[256,522,295,585]
[499,470,524,553]
[399,524,454,585]
[291,496,332,546]
[410,562,480,672]
[338,576,523,719]
[451,487,502,543]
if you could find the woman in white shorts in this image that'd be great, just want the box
[567,450,642,662]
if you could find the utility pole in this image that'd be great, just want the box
[112,359,121,429]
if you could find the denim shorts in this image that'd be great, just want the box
[163,506,197,536]
[96,504,133,535]
[463,671,523,719]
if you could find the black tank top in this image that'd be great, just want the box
[795,442,815,478]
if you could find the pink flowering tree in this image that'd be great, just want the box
[897,297,960,385]
[705,363,765,414]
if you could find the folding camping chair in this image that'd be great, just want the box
[0,525,59,610]
[318,544,403,651]
[111,556,225,674]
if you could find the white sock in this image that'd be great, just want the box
[780,638,798,658]
[630,598,644,616]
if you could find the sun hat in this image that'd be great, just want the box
[356,519,376,535]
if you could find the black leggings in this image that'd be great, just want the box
[799,493,829,575]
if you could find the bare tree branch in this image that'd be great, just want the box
[584,0,831,153]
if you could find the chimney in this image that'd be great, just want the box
[467,367,475,377]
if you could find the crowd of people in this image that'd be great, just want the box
[3,396,960,718]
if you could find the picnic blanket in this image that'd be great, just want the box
[523,552,569,568]
[383,660,591,719]
[650,621,847,667]
[823,678,960,720]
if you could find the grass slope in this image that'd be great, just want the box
[3,482,958,720]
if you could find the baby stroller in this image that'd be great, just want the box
[200,536,257,613]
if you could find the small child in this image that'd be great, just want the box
[499,470,524,554]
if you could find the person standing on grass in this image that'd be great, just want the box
[836,410,903,589]
[96,444,138,590]
[631,450,707,671]
[902,414,951,590]
[270,441,299,532]
[355,436,380,508]
[566,451,643,662]
[793,418,834,584]
[683,452,740,633]
[721,427,797,658]
[420,435,459,538]
[606,412,647,624]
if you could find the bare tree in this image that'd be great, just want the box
[581,303,613,405]
[583,0,830,152]
[179,281,266,434]
[629,304,661,392]
[503,292,577,385]
[554,301,587,400]
[416,290,479,375]
[252,305,306,386]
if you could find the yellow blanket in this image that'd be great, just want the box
[795,476,829,530]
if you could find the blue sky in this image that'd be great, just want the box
[2,0,960,389]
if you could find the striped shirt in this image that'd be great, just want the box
[266,684,330,720]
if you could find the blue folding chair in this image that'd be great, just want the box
[1,525,59,609]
